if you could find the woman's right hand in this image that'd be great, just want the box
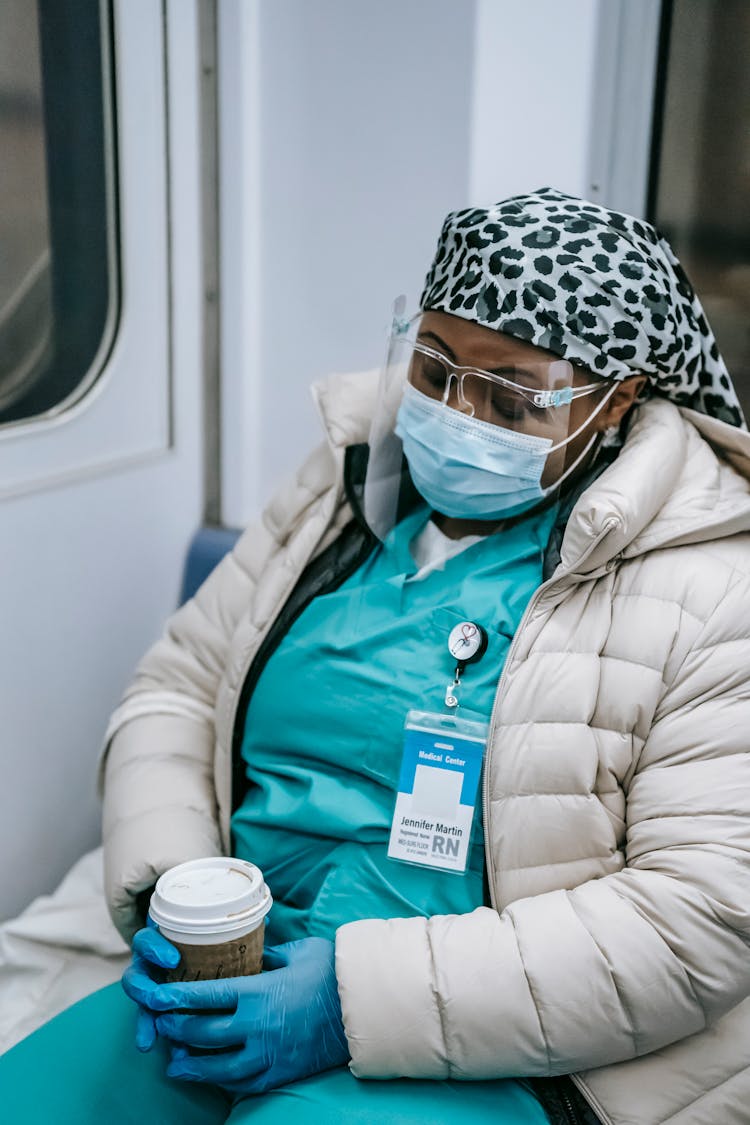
[121,924,181,1051]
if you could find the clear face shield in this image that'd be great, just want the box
[363,298,614,540]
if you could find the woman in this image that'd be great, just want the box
[3,187,750,1125]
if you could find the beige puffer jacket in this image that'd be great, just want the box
[101,370,750,1125]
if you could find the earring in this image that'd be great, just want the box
[600,423,621,447]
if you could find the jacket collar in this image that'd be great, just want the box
[312,369,381,452]
[560,398,750,574]
[312,370,750,577]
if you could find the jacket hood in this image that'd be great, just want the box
[562,398,750,574]
[311,370,750,577]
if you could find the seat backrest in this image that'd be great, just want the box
[178,525,241,605]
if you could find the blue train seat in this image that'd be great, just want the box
[178,525,241,605]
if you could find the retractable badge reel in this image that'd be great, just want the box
[387,621,490,876]
[444,621,488,708]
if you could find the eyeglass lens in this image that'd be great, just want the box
[408,349,558,432]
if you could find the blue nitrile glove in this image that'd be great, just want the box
[148,937,349,1095]
[121,921,181,1052]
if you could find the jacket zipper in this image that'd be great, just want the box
[223,518,374,827]
[222,445,375,824]
[570,1075,615,1125]
[559,1082,585,1125]
[481,518,619,1125]
[481,516,619,909]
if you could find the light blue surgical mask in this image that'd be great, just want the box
[394,382,613,520]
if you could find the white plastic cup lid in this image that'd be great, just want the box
[148,857,272,939]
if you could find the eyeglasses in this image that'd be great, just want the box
[407,340,606,429]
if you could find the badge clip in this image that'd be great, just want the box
[444,622,488,709]
[445,665,462,709]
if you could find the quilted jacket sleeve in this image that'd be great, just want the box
[335,565,750,1079]
[101,441,341,942]
[101,533,272,941]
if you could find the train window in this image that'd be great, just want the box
[649,0,750,419]
[0,0,117,429]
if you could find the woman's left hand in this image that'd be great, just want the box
[122,923,182,1052]
[148,937,350,1095]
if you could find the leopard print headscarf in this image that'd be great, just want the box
[420,187,745,427]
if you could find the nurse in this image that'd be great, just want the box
[3,187,750,1125]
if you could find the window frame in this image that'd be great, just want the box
[586,0,663,219]
[0,0,120,427]
[0,0,173,500]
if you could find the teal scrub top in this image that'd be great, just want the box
[0,507,556,1125]
[231,504,557,944]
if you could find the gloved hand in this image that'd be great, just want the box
[146,937,350,1095]
[121,922,181,1052]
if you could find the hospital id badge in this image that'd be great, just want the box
[387,710,488,874]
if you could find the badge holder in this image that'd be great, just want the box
[387,622,489,875]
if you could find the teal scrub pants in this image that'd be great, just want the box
[0,983,548,1124]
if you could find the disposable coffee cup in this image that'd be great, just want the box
[148,857,272,983]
